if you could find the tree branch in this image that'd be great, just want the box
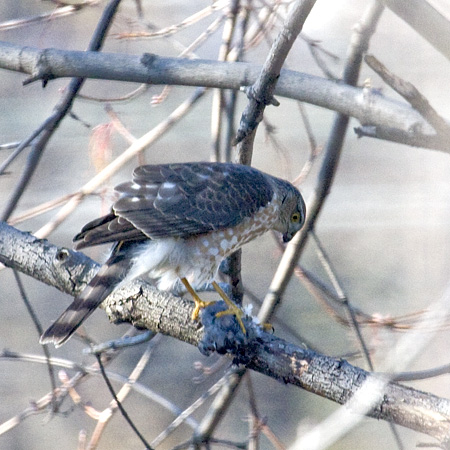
[233,0,316,146]
[382,0,450,62]
[1,221,450,443]
[0,41,438,136]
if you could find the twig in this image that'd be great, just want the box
[383,0,450,62]
[90,341,158,449]
[13,271,58,412]
[0,349,199,432]
[211,0,240,162]
[33,87,206,239]
[0,5,88,31]
[115,0,228,40]
[302,33,340,80]
[354,125,450,152]
[1,0,123,222]
[151,372,234,448]
[365,54,450,138]
[258,0,384,322]
[310,231,374,371]
[234,0,316,148]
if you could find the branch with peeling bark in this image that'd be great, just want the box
[1,221,450,444]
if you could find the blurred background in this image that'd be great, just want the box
[1,1,450,449]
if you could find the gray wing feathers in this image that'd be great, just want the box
[113,162,274,239]
[73,162,275,248]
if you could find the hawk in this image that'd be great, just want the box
[41,162,306,347]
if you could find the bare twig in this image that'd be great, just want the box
[13,271,58,412]
[94,352,153,449]
[0,4,91,31]
[116,1,228,40]
[33,88,206,239]
[234,0,316,149]
[258,0,384,322]
[1,0,123,222]
[382,0,450,62]
[0,349,199,434]
[354,125,450,151]
[365,54,450,138]
[211,0,240,162]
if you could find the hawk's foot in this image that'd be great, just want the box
[212,281,246,335]
[180,277,215,321]
[191,298,216,321]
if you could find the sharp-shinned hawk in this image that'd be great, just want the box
[41,162,306,347]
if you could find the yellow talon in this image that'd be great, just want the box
[212,281,246,335]
[181,278,247,334]
[180,278,215,320]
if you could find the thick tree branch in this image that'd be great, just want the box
[1,221,450,443]
[0,41,438,137]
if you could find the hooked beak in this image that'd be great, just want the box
[283,232,292,243]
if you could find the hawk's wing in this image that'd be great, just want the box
[74,163,274,248]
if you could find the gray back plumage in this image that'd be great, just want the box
[75,162,276,248]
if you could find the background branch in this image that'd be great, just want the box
[0,41,438,138]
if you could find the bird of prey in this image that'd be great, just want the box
[40,162,306,347]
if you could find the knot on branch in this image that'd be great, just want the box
[241,85,280,107]
[140,53,158,68]
[23,49,55,87]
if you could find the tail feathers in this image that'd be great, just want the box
[40,244,136,347]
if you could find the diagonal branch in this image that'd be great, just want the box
[1,0,123,221]
[233,0,317,148]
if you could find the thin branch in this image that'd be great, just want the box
[310,231,374,371]
[365,54,450,138]
[0,347,199,435]
[94,353,153,449]
[258,0,385,322]
[13,271,58,413]
[234,0,317,148]
[1,0,123,222]
[210,0,240,162]
[0,5,89,31]
[382,0,450,62]
[33,87,206,239]
[116,0,228,40]
[354,124,450,151]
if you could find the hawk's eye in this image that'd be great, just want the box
[291,212,301,223]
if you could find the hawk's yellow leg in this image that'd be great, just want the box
[181,278,215,321]
[181,278,246,334]
[212,281,246,334]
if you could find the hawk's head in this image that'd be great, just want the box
[276,183,306,243]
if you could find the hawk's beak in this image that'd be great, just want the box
[283,232,292,243]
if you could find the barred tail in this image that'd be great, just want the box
[40,242,136,347]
